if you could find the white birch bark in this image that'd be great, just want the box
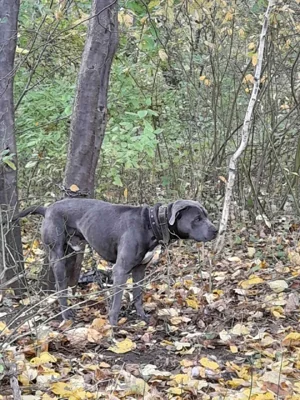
[214,0,276,253]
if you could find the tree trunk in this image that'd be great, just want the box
[64,0,118,196]
[0,0,25,293]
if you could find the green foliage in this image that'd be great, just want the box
[14,0,300,210]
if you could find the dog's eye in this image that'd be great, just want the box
[196,216,202,221]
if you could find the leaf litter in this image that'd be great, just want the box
[0,219,300,399]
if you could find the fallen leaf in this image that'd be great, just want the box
[200,357,219,370]
[230,323,250,336]
[283,332,300,346]
[186,298,198,310]
[30,352,57,366]
[219,329,231,341]
[248,247,256,258]
[230,345,238,353]
[0,321,10,336]
[69,184,79,192]
[18,367,38,385]
[228,256,241,263]
[240,276,264,289]
[268,280,288,293]
[285,292,299,314]
[108,338,136,354]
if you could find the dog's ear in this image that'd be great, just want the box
[169,200,204,225]
[169,200,191,225]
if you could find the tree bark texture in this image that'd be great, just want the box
[0,0,24,293]
[64,0,118,196]
[214,0,275,253]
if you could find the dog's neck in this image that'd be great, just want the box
[149,204,170,245]
[149,203,183,245]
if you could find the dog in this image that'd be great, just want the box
[15,199,217,325]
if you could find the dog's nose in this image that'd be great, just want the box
[211,226,218,238]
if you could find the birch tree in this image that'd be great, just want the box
[214,0,276,253]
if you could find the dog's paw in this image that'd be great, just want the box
[137,311,150,323]
[63,308,75,321]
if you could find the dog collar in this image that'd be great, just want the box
[149,205,170,246]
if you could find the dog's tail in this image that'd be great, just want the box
[14,206,47,221]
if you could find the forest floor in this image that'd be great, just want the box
[1,216,300,400]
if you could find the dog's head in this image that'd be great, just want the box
[169,200,217,242]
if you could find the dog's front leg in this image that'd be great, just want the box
[109,265,129,326]
[132,264,148,322]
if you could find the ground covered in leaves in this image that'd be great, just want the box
[1,219,300,399]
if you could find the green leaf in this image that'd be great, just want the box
[148,0,160,9]
[4,159,16,170]
[25,160,38,169]
[113,175,123,187]
[138,110,148,118]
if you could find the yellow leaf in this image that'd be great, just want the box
[270,306,284,319]
[199,75,206,81]
[180,359,194,367]
[70,184,79,192]
[283,332,300,346]
[226,378,248,388]
[218,175,227,183]
[168,387,185,394]
[252,53,258,66]
[204,79,211,86]
[200,357,219,370]
[172,373,190,384]
[108,338,136,354]
[99,362,110,368]
[16,46,29,55]
[224,11,233,21]
[148,0,160,9]
[51,382,72,396]
[30,352,57,366]
[18,367,38,385]
[230,345,238,353]
[123,14,133,27]
[124,187,128,201]
[248,42,256,50]
[186,298,198,310]
[158,49,168,61]
[243,73,254,84]
[184,279,193,288]
[0,321,10,336]
[240,276,264,289]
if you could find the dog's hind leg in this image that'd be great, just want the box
[42,219,73,320]
[132,264,148,322]
[47,245,74,320]
[66,250,84,295]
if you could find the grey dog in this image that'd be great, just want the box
[16,198,217,325]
